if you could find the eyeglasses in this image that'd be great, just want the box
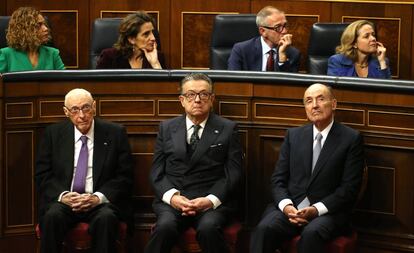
[181,91,212,102]
[262,23,289,33]
[65,104,93,114]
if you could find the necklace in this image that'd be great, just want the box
[356,63,368,69]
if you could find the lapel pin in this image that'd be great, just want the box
[214,130,219,134]
[104,142,108,145]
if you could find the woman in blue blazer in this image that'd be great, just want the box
[327,20,391,79]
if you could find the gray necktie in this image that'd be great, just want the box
[72,135,88,193]
[312,132,323,172]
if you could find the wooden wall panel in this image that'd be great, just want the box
[5,131,34,234]
[170,0,251,69]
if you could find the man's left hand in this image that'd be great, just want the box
[296,206,318,222]
[189,197,214,213]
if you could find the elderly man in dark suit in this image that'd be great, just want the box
[144,73,243,253]
[35,88,133,253]
[250,83,364,253]
[228,6,300,72]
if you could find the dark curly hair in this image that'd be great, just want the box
[6,7,50,52]
[114,11,155,59]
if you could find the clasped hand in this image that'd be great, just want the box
[283,205,318,227]
[61,192,100,213]
[171,195,213,216]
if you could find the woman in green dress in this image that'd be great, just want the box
[0,7,65,73]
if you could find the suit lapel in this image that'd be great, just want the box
[253,38,263,71]
[301,125,313,179]
[309,122,340,184]
[60,120,75,187]
[92,119,109,189]
[171,116,187,162]
[189,114,222,168]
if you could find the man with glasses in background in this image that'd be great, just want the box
[35,88,133,253]
[228,6,300,72]
[145,73,243,253]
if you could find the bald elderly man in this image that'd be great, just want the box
[35,88,133,253]
[250,83,364,253]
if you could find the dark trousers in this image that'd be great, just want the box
[144,203,231,253]
[250,205,344,253]
[39,202,120,253]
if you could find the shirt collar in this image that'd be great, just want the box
[186,116,208,131]
[74,119,94,142]
[260,36,274,56]
[313,119,334,141]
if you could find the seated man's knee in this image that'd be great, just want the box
[154,218,179,237]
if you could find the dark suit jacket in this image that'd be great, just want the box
[327,53,391,79]
[35,118,133,222]
[150,113,243,212]
[271,121,364,217]
[96,47,165,69]
[227,36,300,72]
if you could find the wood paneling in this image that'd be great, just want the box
[170,0,251,69]
[4,0,414,78]
[1,72,414,252]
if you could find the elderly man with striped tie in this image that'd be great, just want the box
[35,88,133,253]
[250,83,365,253]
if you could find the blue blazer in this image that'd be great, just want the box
[327,54,391,79]
[227,36,300,72]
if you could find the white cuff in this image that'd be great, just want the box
[206,194,222,209]
[278,198,293,212]
[162,188,180,205]
[93,191,109,204]
[58,191,69,202]
[313,202,328,216]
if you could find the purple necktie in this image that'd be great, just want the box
[73,135,88,193]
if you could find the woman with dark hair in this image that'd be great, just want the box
[96,11,164,69]
[327,20,391,78]
[0,7,65,73]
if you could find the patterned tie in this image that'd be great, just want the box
[266,49,275,71]
[72,135,88,193]
[189,125,201,154]
[312,132,323,172]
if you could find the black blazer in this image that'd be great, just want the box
[35,118,134,221]
[227,36,301,72]
[96,47,165,69]
[150,113,243,211]
[271,121,364,216]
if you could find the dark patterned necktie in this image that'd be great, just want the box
[72,135,88,193]
[189,125,201,154]
[266,49,275,71]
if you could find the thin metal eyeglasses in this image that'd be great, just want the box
[65,104,93,114]
[181,92,212,102]
[261,23,289,33]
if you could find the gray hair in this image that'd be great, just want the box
[180,73,214,94]
[256,6,282,27]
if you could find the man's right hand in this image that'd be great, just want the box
[61,192,82,207]
[283,204,309,226]
[171,194,196,216]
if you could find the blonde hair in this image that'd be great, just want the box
[6,7,49,51]
[336,20,375,62]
